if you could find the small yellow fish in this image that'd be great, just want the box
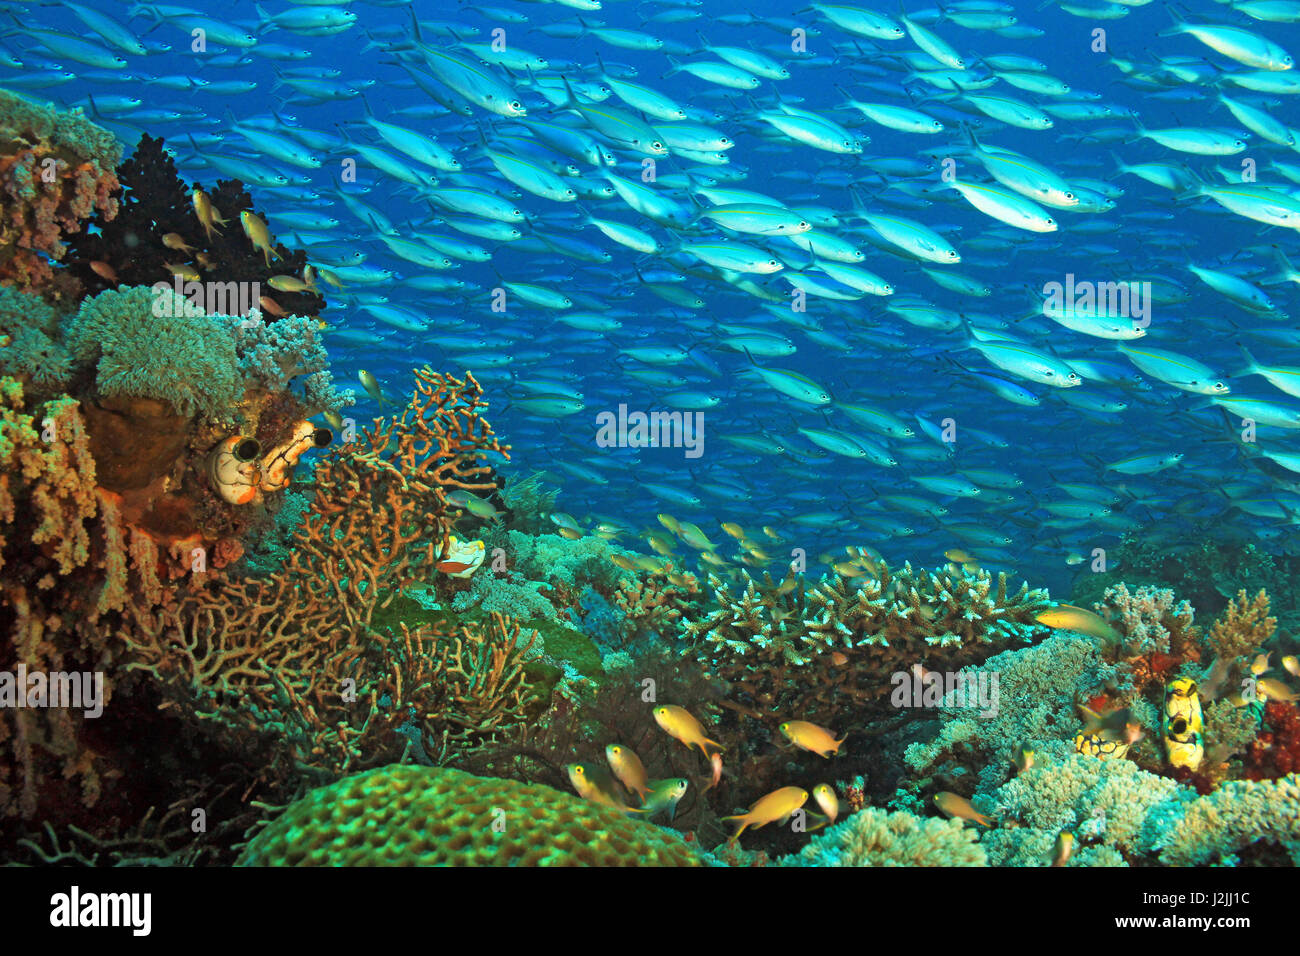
[812,783,838,824]
[1036,604,1123,646]
[567,763,626,810]
[644,531,676,556]
[267,274,312,293]
[653,704,724,757]
[779,720,845,758]
[609,553,637,572]
[1251,652,1272,676]
[1014,746,1035,774]
[240,210,282,267]
[191,188,222,241]
[1257,677,1299,703]
[933,791,993,827]
[720,521,745,539]
[358,370,388,406]
[557,526,583,540]
[1051,831,1075,867]
[322,409,344,431]
[721,786,808,841]
[605,744,649,800]
[944,547,975,564]
[1284,655,1300,678]
[163,262,200,281]
[161,232,195,254]
[762,525,781,540]
[656,513,681,533]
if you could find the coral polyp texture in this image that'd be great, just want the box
[779,806,988,867]
[680,561,1050,728]
[0,90,120,292]
[235,765,703,867]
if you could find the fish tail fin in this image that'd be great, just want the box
[662,54,683,78]
[1157,4,1189,36]
[557,73,580,110]
[1234,341,1260,377]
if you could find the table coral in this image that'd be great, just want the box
[235,764,702,866]
[0,90,120,292]
[680,561,1049,729]
[778,806,988,866]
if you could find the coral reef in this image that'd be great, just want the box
[903,634,1122,797]
[235,764,703,866]
[985,753,1300,866]
[1206,589,1275,660]
[681,562,1050,729]
[61,134,325,319]
[779,806,987,866]
[0,90,120,292]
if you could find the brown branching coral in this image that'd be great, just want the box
[110,368,522,793]
[614,567,698,645]
[1207,589,1275,661]
[680,561,1050,728]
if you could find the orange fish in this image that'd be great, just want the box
[779,720,845,758]
[934,791,993,827]
[722,786,808,841]
[435,560,475,575]
[653,705,724,757]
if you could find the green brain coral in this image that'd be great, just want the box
[236,765,703,866]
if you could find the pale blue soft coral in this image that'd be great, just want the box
[64,285,243,421]
[451,570,558,620]
[904,634,1119,796]
[0,285,71,389]
[779,807,987,866]
[502,530,622,589]
[985,755,1300,866]
[1149,773,1300,866]
[219,313,354,413]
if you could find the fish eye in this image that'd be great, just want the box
[510,100,523,110]
[652,141,664,150]
[720,137,731,145]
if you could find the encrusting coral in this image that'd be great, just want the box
[235,764,703,866]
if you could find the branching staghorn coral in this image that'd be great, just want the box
[1206,588,1275,660]
[680,561,1049,728]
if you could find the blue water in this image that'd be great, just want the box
[5,0,1299,597]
